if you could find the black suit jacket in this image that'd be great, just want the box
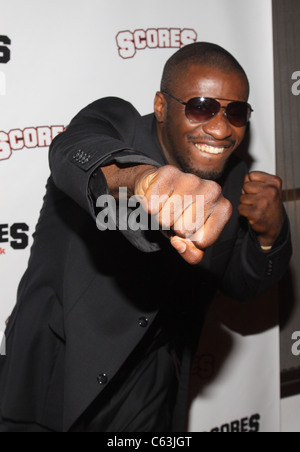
[0,98,292,432]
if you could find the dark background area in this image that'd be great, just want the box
[273,0,300,398]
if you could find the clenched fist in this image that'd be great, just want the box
[135,165,233,265]
[238,171,284,248]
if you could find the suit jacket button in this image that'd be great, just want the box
[97,373,108,385]
[138,317,149,327]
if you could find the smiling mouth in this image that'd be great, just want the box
[194,143,227,155]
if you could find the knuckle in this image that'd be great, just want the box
[181,172,202,191]
[202,181,222,202]
[158,165,180,183]
[223,198,233,217]
[252,213,261,225]
[257,197,268,211]
[266,185,279,200]
[273,175,283,189]
[217,198,233,224]
[210,181,222,198]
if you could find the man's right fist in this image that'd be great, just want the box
[135,165,233,265]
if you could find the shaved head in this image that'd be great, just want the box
[161,42,249,98]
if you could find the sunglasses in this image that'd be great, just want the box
[162,91,253,128]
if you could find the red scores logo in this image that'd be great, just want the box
[0,125,65,161]
[116,28,198,59]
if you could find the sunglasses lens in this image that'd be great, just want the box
[183,96,252,127]
[226,102,252,127]
[185,98,220,123]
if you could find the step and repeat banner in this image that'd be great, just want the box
[0,0,279,432]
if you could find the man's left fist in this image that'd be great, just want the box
[238,171,284,247]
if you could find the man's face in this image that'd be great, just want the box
[155,65,250,180]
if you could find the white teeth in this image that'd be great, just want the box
[195,144,225,155]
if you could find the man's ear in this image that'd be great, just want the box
[154,92,167,123]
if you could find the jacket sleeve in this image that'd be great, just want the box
[49,97,161,218]
[220,212,292,302]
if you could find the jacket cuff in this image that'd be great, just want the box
[89,150,164,253]
[89,149,161,202]
[244,212,292,291]
[248,210,290,255]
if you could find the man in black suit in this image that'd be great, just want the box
[0,42,292,432]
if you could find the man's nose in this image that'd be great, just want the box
[202,110,232,140]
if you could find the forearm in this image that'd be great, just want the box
[49,97,162,216]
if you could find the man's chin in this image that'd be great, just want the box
[178,158,227,182]
[189,168,224,181]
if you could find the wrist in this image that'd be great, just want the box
[256,225,283,251]
[102,164,158,199]
[257,233,277,248]
[254,209,285,249]
[251,233,275,254]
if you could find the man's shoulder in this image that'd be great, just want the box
[85,97,142,120]
[68,96,150,144]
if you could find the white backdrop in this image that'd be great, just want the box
[0,0,279,432]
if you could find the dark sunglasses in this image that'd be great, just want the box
[162,91,253,128]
